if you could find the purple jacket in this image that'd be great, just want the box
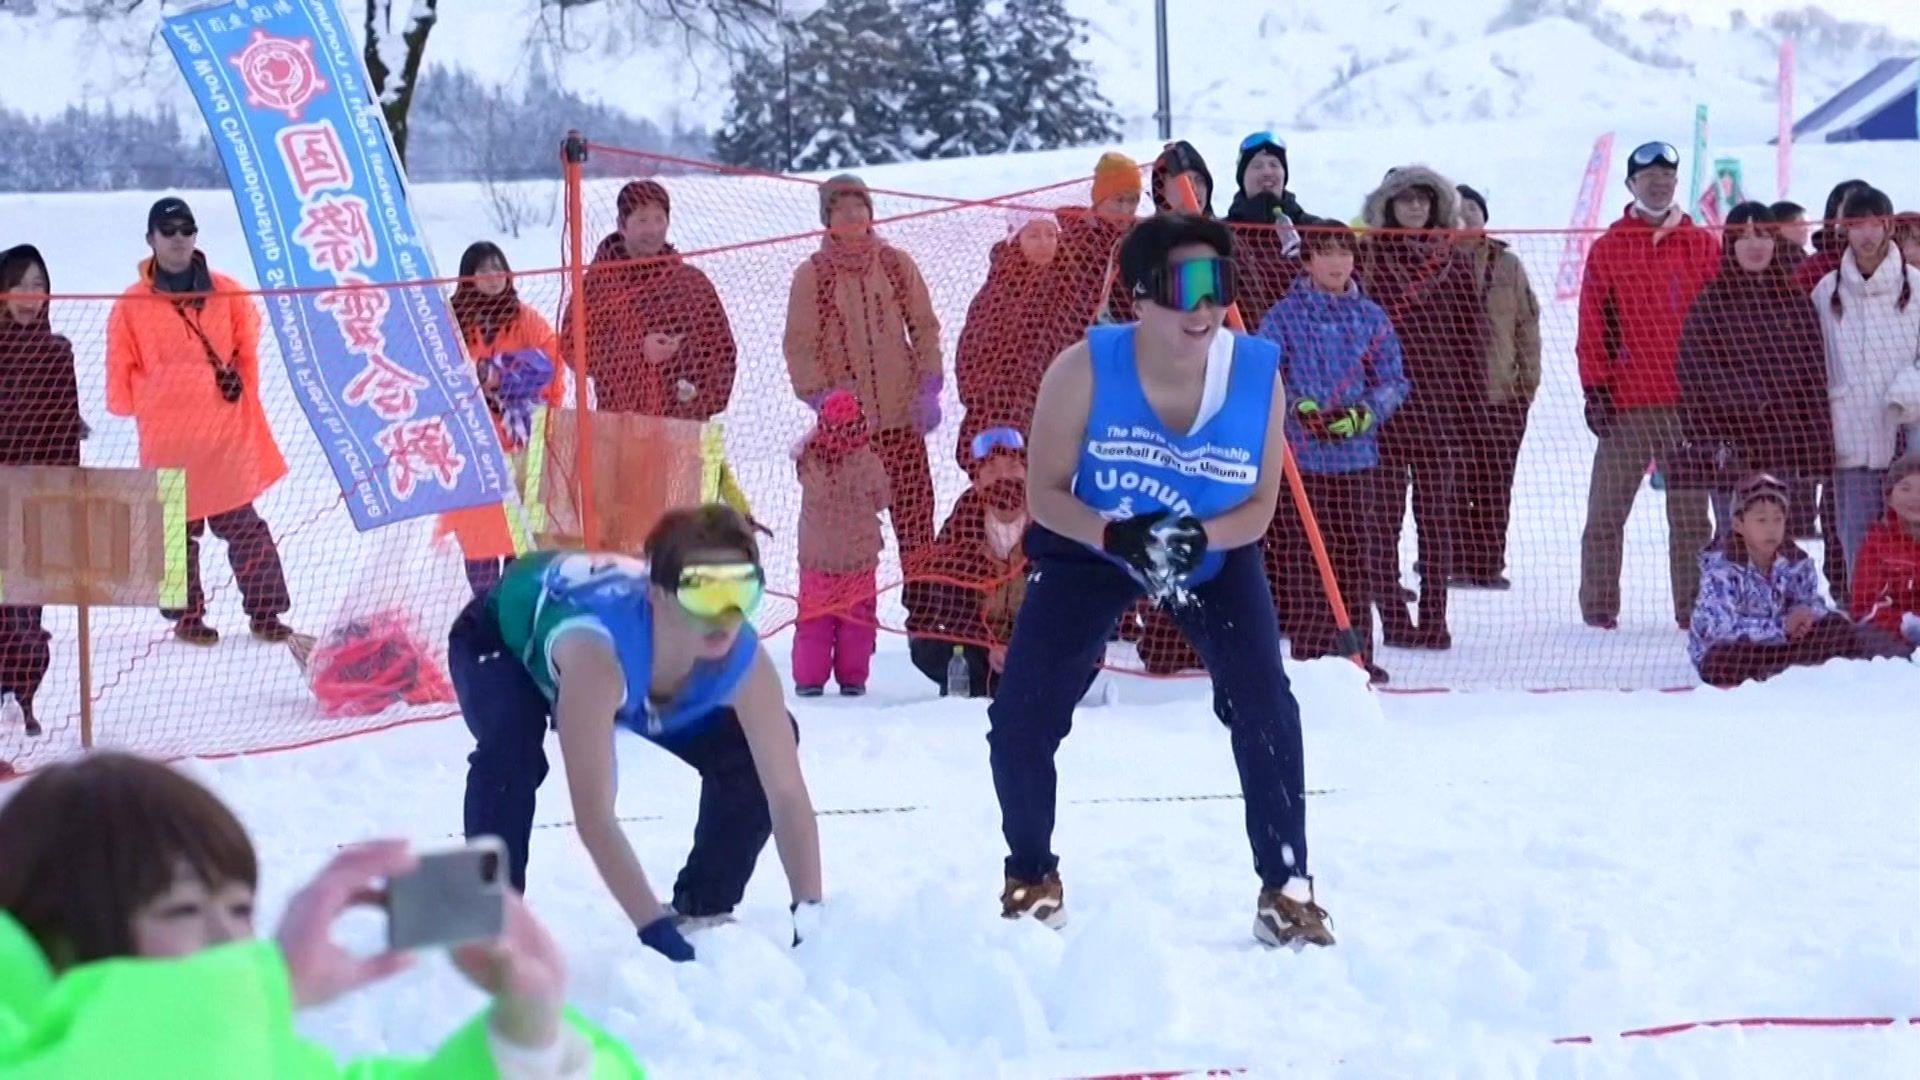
[1687,541,1831,667]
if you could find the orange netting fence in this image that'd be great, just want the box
[0,139,1910,772]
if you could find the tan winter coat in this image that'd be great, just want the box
[1461,238,1542,405]
[784,235,943,432]
[796,442,891,574]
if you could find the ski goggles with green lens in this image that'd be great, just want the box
[675,561,765,621]
[1137,256,1236,311]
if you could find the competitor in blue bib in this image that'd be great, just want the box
[447,505,823,963]
[989,213,1334,948]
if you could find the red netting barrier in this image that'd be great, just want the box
[2,139,1915,772]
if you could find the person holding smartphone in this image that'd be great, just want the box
[0,752,643,1077]
[449,504,824,962]
[988,213,1333,949]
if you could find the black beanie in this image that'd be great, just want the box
[1235,136,1289,193]
[1456,183,1488,223]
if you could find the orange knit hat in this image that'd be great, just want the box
[1091,152,1142,206]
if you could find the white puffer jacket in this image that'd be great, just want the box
[1813,249,1920,469]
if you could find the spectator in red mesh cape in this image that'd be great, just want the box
[951,211,1079,472]
[784,173,943,557]
[1674,202,1832,543]
[792,389,890,697]
[438,241,565,598]
[1895,212,1920,269]
[1450,184,1541,591]
[1049,152,1140,330]
[0,245,83,737]
[1850,454,1920,651]
[575,180,737,419]
[1575,142,1719,631]
[903,427,1100,700]
[1792,179,1871,296]
[1358,164,1487,650]
[106,197,293,648]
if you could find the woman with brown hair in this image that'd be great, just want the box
[0,752,643,1076]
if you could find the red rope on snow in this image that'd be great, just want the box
[1553,1015,1920,1045]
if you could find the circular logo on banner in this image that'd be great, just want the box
[230,30,328,121]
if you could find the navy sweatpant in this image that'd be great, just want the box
[447,596,776,914]
[987,527,1310,888]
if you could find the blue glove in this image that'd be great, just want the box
[638,914,695,962]
[911,375,942,433]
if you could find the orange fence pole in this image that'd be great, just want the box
[1166,174,1365,667]
[562,131,598,549]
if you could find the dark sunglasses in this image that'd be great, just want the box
[1628,141,1680,170]
[1136,257,1236,312]
[155,223,198,239]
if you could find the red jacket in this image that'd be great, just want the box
[1576,206,1720,409]
[952,235,1081,468]
[572,236,736,419]
[1792,249,1841,297]
[1850,510,1920,638]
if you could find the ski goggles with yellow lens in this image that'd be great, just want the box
[1137,256,1236,311]
[675,562,765,621]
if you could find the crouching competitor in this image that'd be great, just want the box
[450,505,823,962]
[989,213,1334,948]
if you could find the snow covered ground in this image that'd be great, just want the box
[156,640,1920,1078]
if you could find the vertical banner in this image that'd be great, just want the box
[1688,103,1709,213]
[1698,157,1744,228]
[1553,132,1615,302]
[1777,38,1795,200]
[163,0,509,531]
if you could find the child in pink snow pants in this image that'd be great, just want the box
[794,390,891,695]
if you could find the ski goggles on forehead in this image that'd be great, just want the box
[1138,257,1236,311]
[675,561,765,621]
[1239,131,1287,154]
[1628,141,1680,170]
[969,426,1025,461]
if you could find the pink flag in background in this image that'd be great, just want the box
[1554,132,1616,302]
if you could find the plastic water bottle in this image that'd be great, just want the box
[945,645,971,699]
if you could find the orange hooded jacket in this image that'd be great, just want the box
[105,258,287,521]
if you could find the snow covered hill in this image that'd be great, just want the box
[2,0,1912,150]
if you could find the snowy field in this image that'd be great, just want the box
[165,640,1920,1078]
[2,68,1919,1075]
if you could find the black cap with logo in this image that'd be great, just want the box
[147,197,196,235]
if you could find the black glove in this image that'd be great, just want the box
[1102,509,1171,579]
[1156,515,1209,577]
[1583,387,1614,438]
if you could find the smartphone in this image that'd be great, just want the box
[386,837,507,951]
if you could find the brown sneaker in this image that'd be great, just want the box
[1000,872,1066,929]
[1255,878,1335,948]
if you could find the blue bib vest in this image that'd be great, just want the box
[534,555,758,742]
[1073,324,1277,585]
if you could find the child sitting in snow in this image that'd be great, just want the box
[793,390,891,697]
[1850,452,1920,655]
[1689,473,1887,687]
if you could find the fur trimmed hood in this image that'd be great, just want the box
[1361,164,1459,230]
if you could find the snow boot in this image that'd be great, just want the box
[1255,877,1334,949]
[795,685,824,698]
[1000,872,1066,929]
[173,617,219,646]
[838,684,866,697]
[251,615,295,643]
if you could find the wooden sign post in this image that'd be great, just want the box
[0,466,187,747]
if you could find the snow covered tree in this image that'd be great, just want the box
[901,0,1002,159]
[988,0,1120,153]
[714,0,912,172]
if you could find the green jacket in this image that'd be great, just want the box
[0,914,645,1079]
